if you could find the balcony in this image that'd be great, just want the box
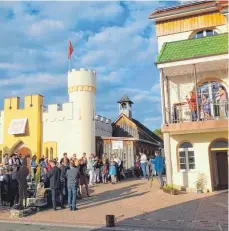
[162,100,228,134]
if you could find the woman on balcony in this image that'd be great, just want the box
[201,94,211,120]
[216,85,228,117]
[186,91,197,121]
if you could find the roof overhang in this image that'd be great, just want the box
[156,53,228,69]
[149,1,218,22]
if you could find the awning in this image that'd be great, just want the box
[8,118,28,135]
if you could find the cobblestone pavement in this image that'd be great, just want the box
[0,179,228,231]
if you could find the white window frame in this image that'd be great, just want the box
[178,147,195,172]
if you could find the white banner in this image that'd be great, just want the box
[8,118,28,135]
[112,141,123,150]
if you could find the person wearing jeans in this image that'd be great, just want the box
[153,151,164,189]
[66,162,80,211]
[140,153,147,179]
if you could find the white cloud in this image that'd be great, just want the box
[151,82,161,92]
[28,19,65,37]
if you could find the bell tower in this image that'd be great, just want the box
[117,94,133,118]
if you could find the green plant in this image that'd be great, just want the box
[195,173,207,193]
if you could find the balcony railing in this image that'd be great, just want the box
[171,100,228,123]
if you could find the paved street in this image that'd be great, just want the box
[0,180,228,231]
[0,222,217,231]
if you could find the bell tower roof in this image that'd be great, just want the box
[117,94,134,104]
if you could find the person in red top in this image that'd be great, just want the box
[186,91,197,121]
[47,160,53,171]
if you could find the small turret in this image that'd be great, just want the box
[117,95,133,118]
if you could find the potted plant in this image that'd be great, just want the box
[163,184,179,195]
[195,173,207,193]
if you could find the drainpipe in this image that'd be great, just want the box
[193,64,200,121]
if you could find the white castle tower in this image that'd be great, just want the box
[68,68,96,157]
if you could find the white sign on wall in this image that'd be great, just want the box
[8,118,28,135]
[112,141,123,150]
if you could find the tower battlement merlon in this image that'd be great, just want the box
[68,68,96,74]
[95,115,112,124]
[4,95,43,111]
[42,102,73,122]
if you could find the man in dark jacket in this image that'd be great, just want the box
[47,160,63,210]
[66,162,80,211]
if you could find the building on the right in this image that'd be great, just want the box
[150,0,228,192]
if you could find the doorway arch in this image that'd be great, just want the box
[209,138,228,190]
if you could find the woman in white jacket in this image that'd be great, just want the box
[87,154,95,186]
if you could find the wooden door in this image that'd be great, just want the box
[216,152,228,189]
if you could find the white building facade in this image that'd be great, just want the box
[150,0,228,192]
[42,68,112,159]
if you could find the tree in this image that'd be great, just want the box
[154,128,163,139]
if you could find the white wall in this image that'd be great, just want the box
[169,131,228,192]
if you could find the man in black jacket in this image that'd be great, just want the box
[47,161,63,210]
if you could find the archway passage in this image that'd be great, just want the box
[17,147,32,169]
[210,139,228,190]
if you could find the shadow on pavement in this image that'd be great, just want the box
[77,182,148,210]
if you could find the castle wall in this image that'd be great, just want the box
[2,95,43,158]
[95,115,112,137]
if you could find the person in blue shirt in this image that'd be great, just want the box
[153,151,164,189]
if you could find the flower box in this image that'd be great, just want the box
[163,186,179,195]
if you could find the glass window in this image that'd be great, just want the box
[178,142,195,171]
[179,142,193,149]
[192,30,218,39]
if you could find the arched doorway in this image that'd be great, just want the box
[209,139,228,190]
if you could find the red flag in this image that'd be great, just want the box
[68,41,73,59]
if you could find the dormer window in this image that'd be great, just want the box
[191,29,218,39]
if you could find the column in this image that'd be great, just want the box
[160,69,166,124]
[164,133,173,185]
[193,64,200,121]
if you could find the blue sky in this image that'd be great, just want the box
[0,1,180,131]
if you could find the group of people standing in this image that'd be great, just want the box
[134,151,165,189]
[0,151,164,211]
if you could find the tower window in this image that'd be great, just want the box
[191,30,218,39]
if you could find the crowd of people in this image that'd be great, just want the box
[0,151,164,211]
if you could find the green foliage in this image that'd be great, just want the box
[153,129,163,139]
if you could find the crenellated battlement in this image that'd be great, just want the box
[95,115,112,124]
[42,102,73,122]
[68,68,96,74]
[95,114,113,135]
[4,95,43,111]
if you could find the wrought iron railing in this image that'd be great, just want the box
[170,100,228,123]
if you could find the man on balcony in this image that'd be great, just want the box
[186,91,197,121]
